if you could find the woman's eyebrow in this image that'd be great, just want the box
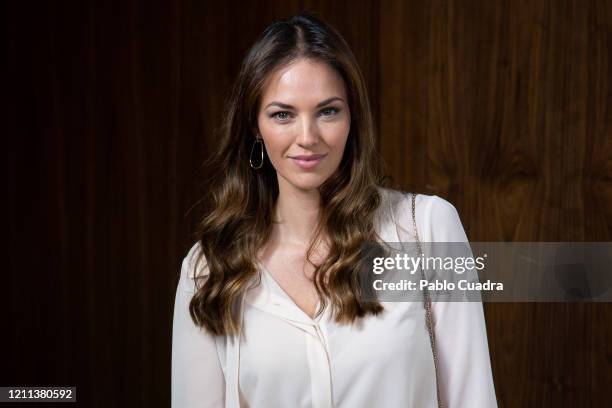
[265,97,344,110]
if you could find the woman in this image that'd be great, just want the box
[172,13,497,408]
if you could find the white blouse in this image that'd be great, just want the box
[172,188,498,407]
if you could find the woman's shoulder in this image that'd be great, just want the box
[375,186,467,242]
[181,241,209,281]
[376,185,459,218]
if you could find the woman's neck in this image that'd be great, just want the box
[274,178,321,245]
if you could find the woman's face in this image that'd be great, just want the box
[257,58,351,191]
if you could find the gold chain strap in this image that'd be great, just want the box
[411,193,444,408]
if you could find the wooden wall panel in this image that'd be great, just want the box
[379,1,612,407]
[6,1,379,407]
[7,0,611,406]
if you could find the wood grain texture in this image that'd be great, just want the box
[379,1,612,407]
[6,0,611,406]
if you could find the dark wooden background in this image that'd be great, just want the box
[6,0,611,407]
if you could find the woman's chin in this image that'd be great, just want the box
[286,173,330,191]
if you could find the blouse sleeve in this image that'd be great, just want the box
[422,196,498,408]
[171,243,225,407]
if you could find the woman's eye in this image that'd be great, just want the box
[320,107,339,117]
[272,111,291,121]
[271,108,339,122]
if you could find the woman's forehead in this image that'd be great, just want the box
[260,59,346,107]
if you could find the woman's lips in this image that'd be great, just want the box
[289,154,326,169]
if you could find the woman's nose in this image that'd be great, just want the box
[296,119,319,147]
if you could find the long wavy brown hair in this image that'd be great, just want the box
[189,12,389,336]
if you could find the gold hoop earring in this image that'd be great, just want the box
[249,136,264,169]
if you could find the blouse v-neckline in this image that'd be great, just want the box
[254,258,325,324]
